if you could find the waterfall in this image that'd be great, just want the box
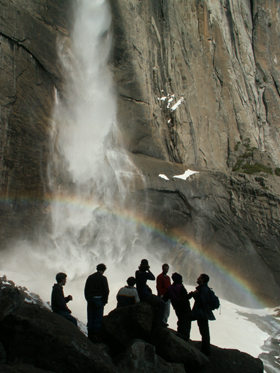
[0,0,161,323]
[44,0,157,318]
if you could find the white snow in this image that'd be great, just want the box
[158,174,169,180]
[171,97,184,111]
[173,169,199,180]
[24,298,37,304]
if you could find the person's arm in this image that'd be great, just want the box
[162,288,170,302]
[180,285,194,300]
[102,276,109,305]
[146,270,155,281]
[192,288,204,307]
[65,295,73,303]
[156,275,165,296]
[199,286,211,306]
[53,287,71,313]
[134,289,140,303]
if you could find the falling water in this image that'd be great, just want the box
[46,0,157,317]
[1,0,161,323]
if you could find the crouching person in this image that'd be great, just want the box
[51,272,77,326]
[117,277,140,308]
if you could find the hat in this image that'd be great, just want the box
[140,259,149,266]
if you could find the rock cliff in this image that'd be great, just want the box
[0,0,280,305]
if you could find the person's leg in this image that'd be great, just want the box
[87,300,95,340]
[163,299,170,324]
[91,298,104,334]
[87,298,104,341]
[55,310,77,326]
[175,307,191,340]
[197,318,210,355]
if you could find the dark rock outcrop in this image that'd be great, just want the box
[116,339,185,373]
[0,277,264,373]
[0,0,280,308]
[0,277,118,373]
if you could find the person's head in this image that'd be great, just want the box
[171,272,183,284]
[162,263,169,275]
[96,263,107,273]
[197,273,209,285]
[139,259,150,272]
[127,277,136,287]
[56,272,67,286]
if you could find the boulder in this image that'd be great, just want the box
[151,327,209,369]
[101,302,208,369]
[0,364,54,373]
[190,342,263,373]
[116,339,185,373]
[0,279,118,373]
[101,302,154,350]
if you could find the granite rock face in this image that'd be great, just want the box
[0,0,72,243]
[0,0,280,306]
[108,0,280,305]
[109,0,280,170]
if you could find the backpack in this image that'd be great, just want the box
[209,288,220,310]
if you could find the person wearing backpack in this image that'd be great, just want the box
[191,273,216,356]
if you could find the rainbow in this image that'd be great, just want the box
[0,194,268,308]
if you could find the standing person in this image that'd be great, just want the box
[51,272,77,326]
[163,272,193,341]
[135,259,166,327]
[156,263,171,325]
[116,277,140,308]
[191,273,215,356]
[84,263,109,342]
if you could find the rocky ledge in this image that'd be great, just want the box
[0,276,263,373]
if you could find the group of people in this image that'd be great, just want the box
[51,259,216,355]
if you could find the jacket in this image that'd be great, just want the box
[51,284,71,313]
[156,273,171,296]
[191,284,215,320]
[84,271,109,305]
[135,269,155,301]
[116,286,140,308]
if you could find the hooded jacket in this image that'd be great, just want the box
[51,284,71,313]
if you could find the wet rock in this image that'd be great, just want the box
[116,339,185,373]
[151,327,209,369]
[0,279,118,373]
[191,342,263,373]
[101,302,155,350]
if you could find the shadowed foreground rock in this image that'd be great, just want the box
[101,301,263,373]
[0,277,263,372]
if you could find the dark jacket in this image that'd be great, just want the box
[84,272,109,305]
[164,283,192,312]
[135,269,155,301]
[191,284,215,320]
[51,284,71,313]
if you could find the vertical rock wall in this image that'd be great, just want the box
[0,0,72,242]
[109,0,280,170]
